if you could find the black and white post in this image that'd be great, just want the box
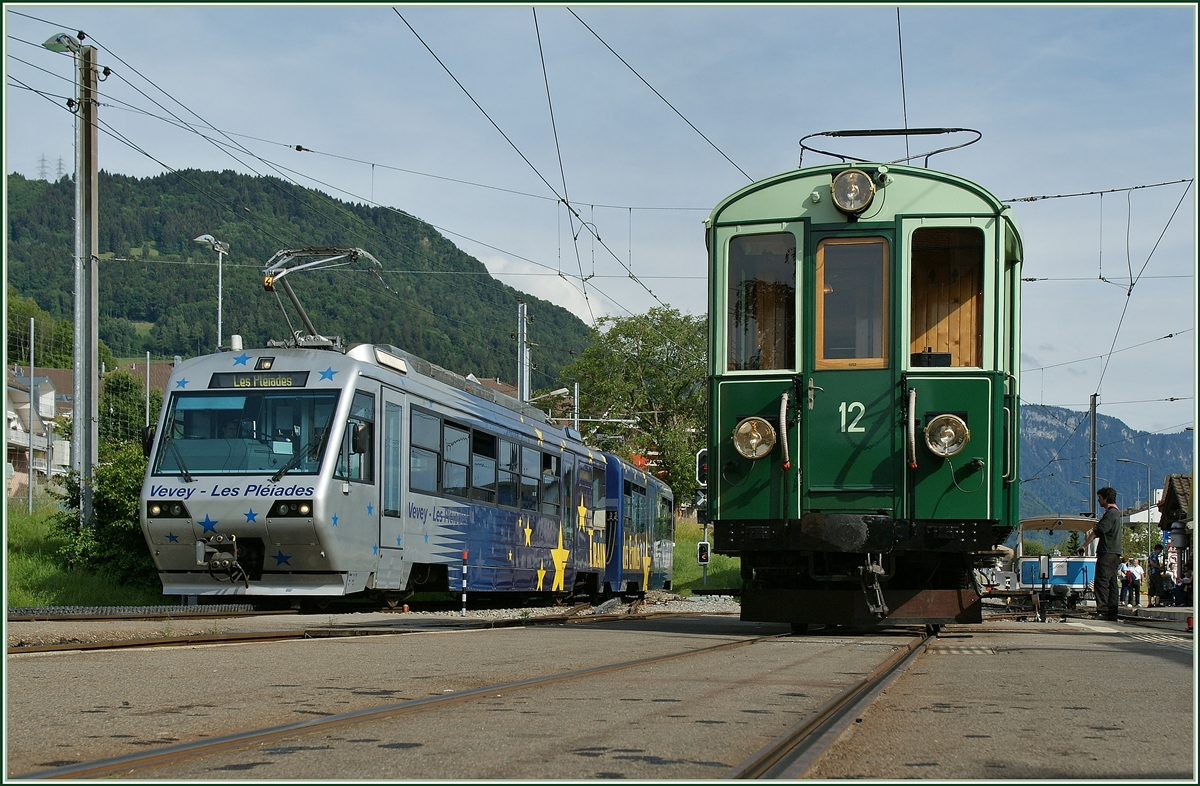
[461,550,468,617]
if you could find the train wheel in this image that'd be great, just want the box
[790,622,809,635]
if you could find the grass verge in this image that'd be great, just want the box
[672,516,741,595]
[6,501,174,607]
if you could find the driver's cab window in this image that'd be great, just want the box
[336,390,375,482]
[816,237,889,369]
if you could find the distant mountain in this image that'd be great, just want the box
[6,171,590,387]
[1019,403,1192,518]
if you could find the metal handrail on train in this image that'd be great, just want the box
[798,127,982,168]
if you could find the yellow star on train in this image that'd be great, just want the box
[536,560,547,591]
[642,551,652,592]
[523,519,532,546]
[534,428,544,447]
[576,497,588,531]
[551,524,570,592]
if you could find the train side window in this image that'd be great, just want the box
[633,483,647,532]
[382,401,403,516]
[411,410,440,451]
[497,439,519,508]
[442,423,470,498]
[563,453,576,516]
[592,464,607,512]
[471,431,497,503]
[335,390,374,482]
[541,452,561,516]
[409,409,439,493]
[815,237,889,369]
[623,480,633,532]
[520,447,540,512]
[909,227,984,368]
[727,232,796,371]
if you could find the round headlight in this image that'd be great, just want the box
[831,169,875,215]
[150,504,162,516]
[924,414,970,457]
[732,416,777,460]
[298,503,311,515]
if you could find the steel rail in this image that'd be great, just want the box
[727,631,930,779]
[7,609,738,655]
[7,609,298,623]
[12,632,784,779]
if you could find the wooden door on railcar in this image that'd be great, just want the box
[801,233,900,518]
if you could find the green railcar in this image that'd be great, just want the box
[704,130,1022,629]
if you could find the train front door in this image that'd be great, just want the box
[377,387,409,590]
[801,234,900,522]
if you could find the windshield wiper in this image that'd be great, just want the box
[163,435,195,483]
[270,429,329,483]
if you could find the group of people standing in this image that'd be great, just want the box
[1084,486,1192,620]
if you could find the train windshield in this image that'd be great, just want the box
[152,390,340,477]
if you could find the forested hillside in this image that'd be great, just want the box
[6,171,590,386]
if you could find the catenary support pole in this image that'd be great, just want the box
[29,318,35,514]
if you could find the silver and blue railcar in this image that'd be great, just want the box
[141,342,672,602]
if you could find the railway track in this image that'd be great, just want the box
[727,631,930,778]
[12,630,792,779]
[7,606,738,655]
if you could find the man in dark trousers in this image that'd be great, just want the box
[1084,487,1123,621]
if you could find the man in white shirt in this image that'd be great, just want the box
[1128,558,1145,607]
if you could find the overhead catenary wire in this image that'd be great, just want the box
[566,7,751,182]
[533,6,596,327]
[8,8,1186,393]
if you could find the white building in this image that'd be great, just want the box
[6,372,68,494]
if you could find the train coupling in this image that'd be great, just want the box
[859,554,890,618]
[196,534,250,588]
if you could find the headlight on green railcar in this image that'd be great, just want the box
[732,416,777,460]
[924,414,970,457]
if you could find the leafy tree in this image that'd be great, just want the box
[5,284,72,367]
[558,306,707,504]
[99,369,163,447]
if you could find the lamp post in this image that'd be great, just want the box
[1117,458,1153,576]
[194,235,230,350]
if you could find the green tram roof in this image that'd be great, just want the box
[705,163,1017,229]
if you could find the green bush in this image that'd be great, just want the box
[54,441,160,588]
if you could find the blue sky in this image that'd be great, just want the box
[4,4,1195,437]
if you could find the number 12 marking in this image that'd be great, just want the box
[839,401,866,433]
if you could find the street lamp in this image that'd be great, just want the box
[194,235,230,350]
[1117,458,1153,575]
[527,388,569,403]
[528,387,569,416]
